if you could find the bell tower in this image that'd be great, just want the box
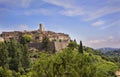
[39,23,44,32]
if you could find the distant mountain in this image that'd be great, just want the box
[105,49,120,56]
[98,48,120,63]
[98,47,120,57]
[97,47,119,53]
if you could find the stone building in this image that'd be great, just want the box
[0,24,71,51]
[0,37,4,42]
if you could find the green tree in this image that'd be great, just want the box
[20,34,32,44]
[31,48,118,77]
[42,36,50,51]
[21,44,31,72]
[0,67,12,77]
[79,40,83,53]
[0,42,9,69]
[7,39,23,72]
[73,39,77,44]
[19,34,31,72]
[68,41,78,50]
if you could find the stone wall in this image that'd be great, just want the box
[54,41,69,51]
[28,41,70,52]
[28,42,42,50]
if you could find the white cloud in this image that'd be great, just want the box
[100,20,120,30]
[1,0,119,21]
[0,0,32,8]
[88,36,114,44]
[92,20,105,26]
[42,0,75,9]
[0,8,9,12]
[18,25,29,31]
[0,7,54,16]
[42,0,84,16]
[61,9,84,16]
[108,36,114,40]
[89,40,105,44]
[42,0,120,21]
[84,7,120,21]
[23,8,53,16]
[84,36,120,48]
[0,24,30,33]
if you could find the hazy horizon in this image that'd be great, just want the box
[0,0,120,48]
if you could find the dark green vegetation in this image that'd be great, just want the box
[0,39,119,77]
[99,49,120,68]
[0,39,30,77]
[20,34,33,44]
[41,36,51,51]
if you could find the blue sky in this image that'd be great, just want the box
[0,0,120,48]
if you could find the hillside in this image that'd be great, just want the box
[98,47,119,53]
[97,48,120,68]
[0,40,119,77]
[105,49,120,56]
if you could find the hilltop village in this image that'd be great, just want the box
[0,24,71,51]
[0,24,119,77]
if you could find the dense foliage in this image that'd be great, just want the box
[101,49,120,68]
[0,39,31,76]
[20,34,33,44]
[68,41,78,50]
[30,48,118,77]
[0,40,119,77]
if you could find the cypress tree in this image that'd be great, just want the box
[79,40,83,53]
[20,35,31,72]
[21,44,31,71]
[7,39,23,72]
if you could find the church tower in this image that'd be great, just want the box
[39,23,44,32]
